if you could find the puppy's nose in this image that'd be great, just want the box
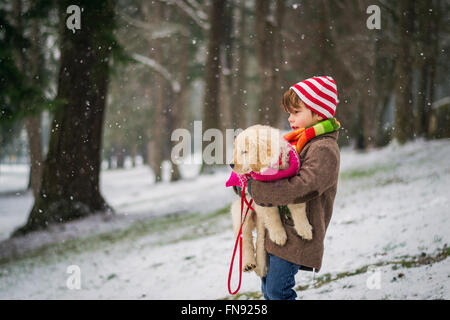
[230,163,234,169]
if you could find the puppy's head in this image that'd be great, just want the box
[230,125,284,174]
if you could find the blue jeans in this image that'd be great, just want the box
[261,254,302,300]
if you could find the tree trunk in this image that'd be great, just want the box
[13,0,44,198]
[200,0,226,174]
[220,1,233,132]
[317,0,334,73]
[131,145,137,167]
[423,0,441,139]
[231,0,248,130]
[415,0,430,137]
[394,0,415,144]
[115,145,125,168]
[143,0,166,183]
[355,102,366,150]
[275,0,286,129]
[373,28,396,147]
[13,0,115,236]
[362,38,377,150]
[255,0,279,126]
[25,117,43,198]
[169,14,190,182]
[27,6,44,198]
[12,0,34,194]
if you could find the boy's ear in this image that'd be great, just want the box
[314,113,324,122]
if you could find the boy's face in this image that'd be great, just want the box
[288,100,323,130]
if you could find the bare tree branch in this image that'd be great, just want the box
[119,11,190,38]
[131,53,181,93]
[185,0,208,20]
[163,0,210,30]
[375,0,398,21]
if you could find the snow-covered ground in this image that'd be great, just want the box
[0,160,232,241]
[0,138,449,299]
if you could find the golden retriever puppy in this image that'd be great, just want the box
[230,125,312,278]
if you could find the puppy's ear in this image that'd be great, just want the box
[256,127,276,169]
[250,161,261,173]
[232,140,236,165]
[265,134,273,161]
[269,130,284,168]
[247,129,261,172]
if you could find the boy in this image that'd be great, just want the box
[247,76,341,300]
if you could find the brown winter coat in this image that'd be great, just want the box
[247,130,340,272]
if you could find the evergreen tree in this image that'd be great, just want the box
[13,0,118,235]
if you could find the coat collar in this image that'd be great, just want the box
[298,130,339,158]
[301,130,339,152]
[308,129,339,144]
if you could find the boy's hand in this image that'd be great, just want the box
[247,178,273,207]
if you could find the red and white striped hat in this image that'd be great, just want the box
[290,76,338,119]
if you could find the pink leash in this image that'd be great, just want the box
[227,185,255,295]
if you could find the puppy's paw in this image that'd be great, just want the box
[295,223,313,240]
[243,263,256,272]
[269,228,287,246]
[243,256,257,272]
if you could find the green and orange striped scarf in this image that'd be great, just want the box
[284,118,341,153]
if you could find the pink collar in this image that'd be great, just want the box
[225,144,300,187]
